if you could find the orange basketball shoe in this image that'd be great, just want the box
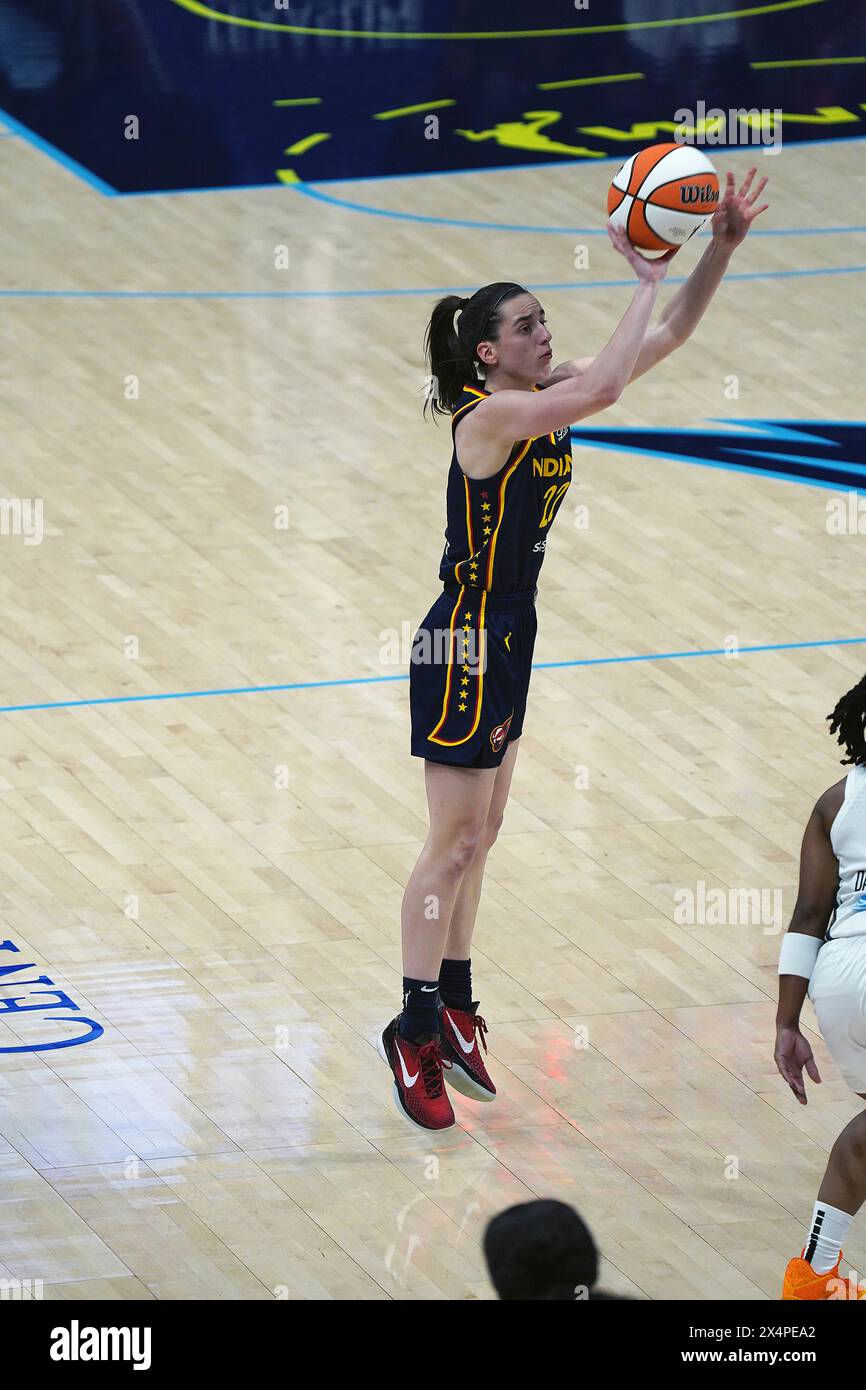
[782,1251,866,1300]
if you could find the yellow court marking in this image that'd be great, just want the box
[751,56,865,67]
[538,72,645,89]
[455,112,608,158]
[273,98,323,106]
[284,133,330,156]
[169,0,829,42]
[374,101,457,120]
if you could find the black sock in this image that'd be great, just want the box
[439,957,472,1010]
[399,977,440,1041]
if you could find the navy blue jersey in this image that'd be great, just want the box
[438,383,573,594]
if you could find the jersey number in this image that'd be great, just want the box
[539,482,570,529]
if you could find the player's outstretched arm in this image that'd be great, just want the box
[774,789,840,1104]
[547,167,771,387]
[471,228,673,450]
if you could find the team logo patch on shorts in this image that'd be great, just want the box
[489,712,513,753]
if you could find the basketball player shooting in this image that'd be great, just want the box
[378,168,770,1132]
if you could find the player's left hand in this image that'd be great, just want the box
[711,167,769,249]
[774,1024,821,1105]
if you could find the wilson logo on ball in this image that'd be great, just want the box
[681,185,720,205]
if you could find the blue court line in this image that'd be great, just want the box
[1,636,864,715]
[293,182,866,237]
[534,636,866,671]
[2,264,865,302]
[0,107,116,195]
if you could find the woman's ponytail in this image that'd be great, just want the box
[422,281,528,420]
[423,294,475,419]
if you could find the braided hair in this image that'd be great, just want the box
[828,674,866,765]
[422,281,529,419]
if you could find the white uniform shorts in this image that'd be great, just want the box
[809,936,866,1094]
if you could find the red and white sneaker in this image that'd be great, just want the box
[377,1017,455,1131]
[439,1001,496,1101]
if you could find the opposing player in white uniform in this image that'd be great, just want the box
[776,675,866,1299]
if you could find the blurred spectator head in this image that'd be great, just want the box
[483,1199,599,1300]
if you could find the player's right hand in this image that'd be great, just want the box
[775,1025,822,1105]
[607,223,676,283]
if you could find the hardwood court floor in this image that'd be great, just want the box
[1,123,865,1299]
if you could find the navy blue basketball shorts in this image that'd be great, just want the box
[409,583,538,769]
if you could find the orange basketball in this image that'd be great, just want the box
[607,142,720,253]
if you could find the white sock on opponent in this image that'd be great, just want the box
[804,1201,855,1274]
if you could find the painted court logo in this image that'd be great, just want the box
[568,421,866,493]
[489,713,513,753]
[0,939,103,1053]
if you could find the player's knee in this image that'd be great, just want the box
[835,1109,866,1166]
[480,810,505,850]
[443,822,487,874]
[453,836,484,873]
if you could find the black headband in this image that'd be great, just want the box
[462,284,527,355]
